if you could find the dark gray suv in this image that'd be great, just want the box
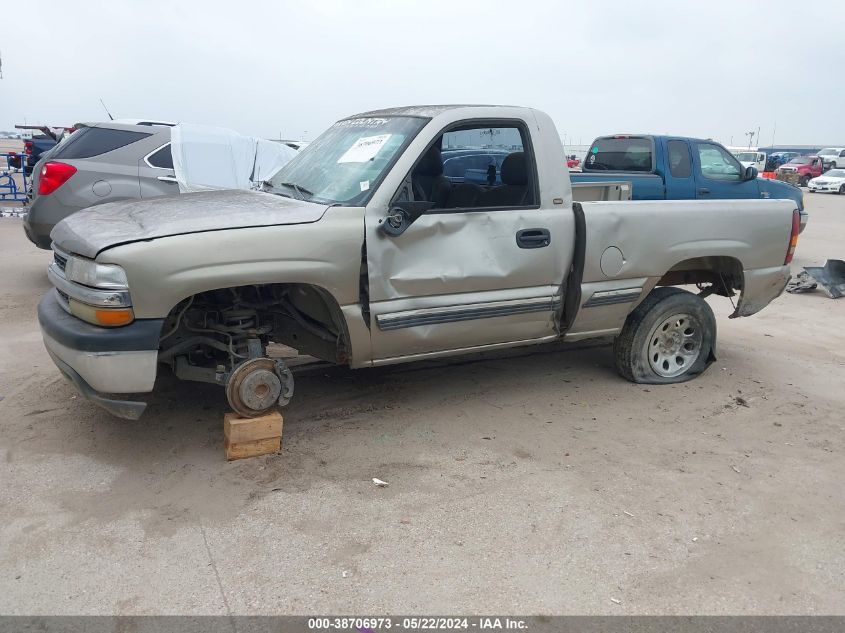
[23,122,176,249]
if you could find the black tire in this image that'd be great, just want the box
[839,185,845,195]
[614,287,716,384]
[800,175,810,187]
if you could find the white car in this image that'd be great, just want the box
[807,169,845,194]
[817,148,845,170]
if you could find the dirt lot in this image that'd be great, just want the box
[0,192,843,615]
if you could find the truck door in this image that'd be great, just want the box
[365,119,574,362]
[138,142,179,198]
[663,139,696,199]
[693,141,759,199]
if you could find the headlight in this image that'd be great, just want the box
[64,257,129,289]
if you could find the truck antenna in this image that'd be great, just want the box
[99,98,115,121]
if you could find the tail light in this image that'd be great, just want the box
[784,209,800,264]
[24,141,33,156]
[38,162,77,195]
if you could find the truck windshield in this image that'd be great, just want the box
[266,116,427,205]
[735,152,757,162]
[787,157,812,165]
[583,136,653,172]
[818,149,838,156]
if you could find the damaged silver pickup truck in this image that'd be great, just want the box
[38,105,800,419]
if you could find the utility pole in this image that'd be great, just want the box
[0,50,4,79]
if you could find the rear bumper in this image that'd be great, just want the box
[38,290,164,419]
[733,265,791,318]
[23,195,81,250]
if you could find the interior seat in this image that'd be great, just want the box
[446,183,483,208]
[476,152,529,207]
[412,143,451,208]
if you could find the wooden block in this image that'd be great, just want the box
[224,411,283,443]
[225,436,281,461]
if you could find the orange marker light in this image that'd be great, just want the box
[69,299,134,327]
[94,308,135,327]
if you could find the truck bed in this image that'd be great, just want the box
[570,171,666,200]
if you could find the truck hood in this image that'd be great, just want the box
[50,189,329,258]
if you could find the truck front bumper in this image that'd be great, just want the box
[38,290,164,419]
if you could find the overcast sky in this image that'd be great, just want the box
[2,0,844,147]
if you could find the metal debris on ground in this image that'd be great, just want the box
[731,465,741,474]
[610,598,622,605]
[786,271,818,294]
[802,260,845,298]
[372,478,389,487]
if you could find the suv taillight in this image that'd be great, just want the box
[24,141,33,156]
[784,210,800,264]
[38,162,77,195]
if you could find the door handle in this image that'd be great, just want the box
[698,187,710,195]
[516,228,551,249]
[157,175,178,183]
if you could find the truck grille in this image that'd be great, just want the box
[53,251,67,272]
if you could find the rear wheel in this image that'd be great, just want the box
[614,287,716,384]
[839,185,845,195]
[800,175,810,187]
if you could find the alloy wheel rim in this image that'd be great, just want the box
[646,312,703,378]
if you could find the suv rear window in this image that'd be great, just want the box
[583,136,653,172]
[52,127,151,160]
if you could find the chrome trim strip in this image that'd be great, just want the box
[376,296,559,331]
[582,287,643,308]
[371,334,558,366]
[47,264,132,308]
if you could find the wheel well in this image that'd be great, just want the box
[656,256,743,297]
[159,283,351,369]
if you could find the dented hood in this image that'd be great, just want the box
[50,189,328,258]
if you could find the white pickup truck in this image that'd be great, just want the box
[38,105,800,419]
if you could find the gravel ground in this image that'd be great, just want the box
[0,192,843,615]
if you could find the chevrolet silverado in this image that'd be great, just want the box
[37,105,800,420]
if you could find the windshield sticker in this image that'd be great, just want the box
[591,146,598,154]
[337,134,392,163]
[359,180,370,192]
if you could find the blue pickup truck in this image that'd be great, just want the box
[571,135,807,231]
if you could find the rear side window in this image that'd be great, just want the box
[584,137,653,172]
[146,144,173,169]
[52,127,151,160]
[667,140,691,178]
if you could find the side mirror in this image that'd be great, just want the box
[378,200,435,237]
[744,166,758,180]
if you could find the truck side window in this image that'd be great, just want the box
[697,143,741,181]
[667,140,691,178]
[406,123,537,210]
